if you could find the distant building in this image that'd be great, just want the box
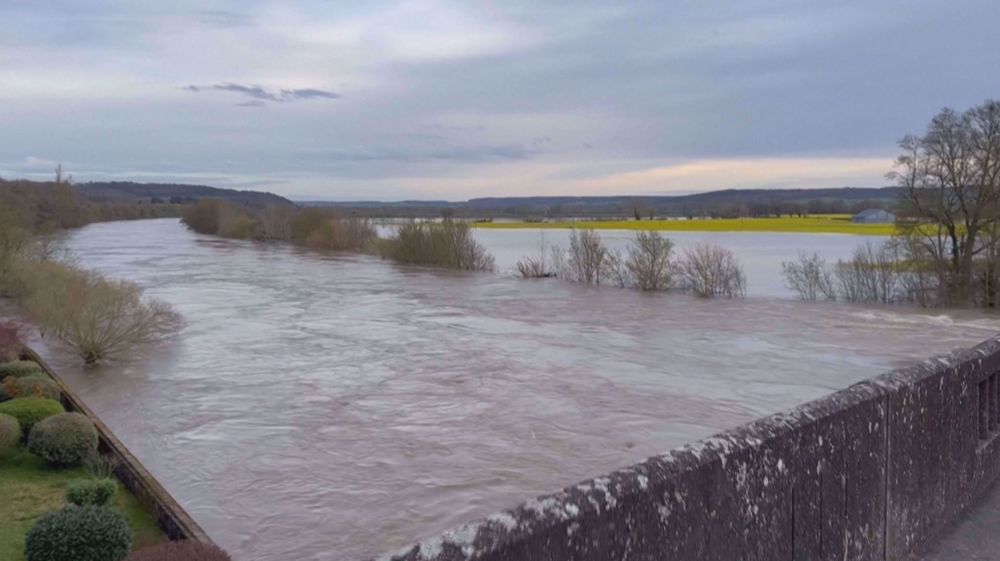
[852,209,896,224]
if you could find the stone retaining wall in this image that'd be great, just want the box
[23,347,212,544]
[375,337,1000,561]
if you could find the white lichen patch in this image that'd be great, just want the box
[524,497,580,521]
[417,537,443,559]
[673,490,687,509]
[657,503,671,523]
[735,462,748,488]
[487,512,518,532]
[441,523,480,557]
[592,477,619,509]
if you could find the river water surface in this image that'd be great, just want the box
[38,218,1000,561]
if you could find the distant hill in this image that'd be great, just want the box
[302,187,903,218]
[77,182,294,207]
[462,187,902,209]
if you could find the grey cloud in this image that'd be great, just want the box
[185,83,341,104]
[196,10,253,28]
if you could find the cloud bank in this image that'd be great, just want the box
[0,1,998,199]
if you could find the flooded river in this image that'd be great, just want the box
[38,218,1000,560]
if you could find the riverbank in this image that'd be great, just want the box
[471,215,895,235]
[0,445,164,561]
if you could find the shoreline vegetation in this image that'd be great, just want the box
[0,179,181,365]
[470,215,895,236]
[180,199,497,272]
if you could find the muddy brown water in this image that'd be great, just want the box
[33,218,1000,560]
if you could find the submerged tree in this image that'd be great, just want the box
[24,263,180,364]
[782,252,836,301]
[891,99,1000,306]
[566,228,608,284]
[677,243,746,298]
[625,231,674,291]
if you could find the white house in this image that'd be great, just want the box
[852,209,896,224]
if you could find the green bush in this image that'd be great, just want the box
[28,412,98,466]
[0,397,64,434]
[1,375,60,401]
[25,505,132,561]
[0,413,19,451]
[126,540,232,561]
[0,359,43,378]
[66,478,118,506]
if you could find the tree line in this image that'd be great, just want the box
[516,229,747,298]
[780,99,1000,309]
[0,178,180,364]
[181,199,496,272]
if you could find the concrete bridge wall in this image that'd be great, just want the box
[378,337,1000,561]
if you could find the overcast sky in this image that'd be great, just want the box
[1,1,997,200]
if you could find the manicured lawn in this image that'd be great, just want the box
[472,215,896,235]
[0,444,164,561]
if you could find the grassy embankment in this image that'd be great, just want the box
[472,214,896,235]
[0,445,164,561]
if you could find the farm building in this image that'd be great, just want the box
[852,208,896,223]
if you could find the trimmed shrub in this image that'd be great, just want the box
[0,397,64,434]
[126,540,233,561]
[2,375,60,401]
[0,413,19,451]
[28,412,98,466]
[66,478,118,506]
[0,376,12,402]
[25,505,132,561]
[0,359,43,378]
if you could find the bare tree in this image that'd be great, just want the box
[0,205,29,287]
[834,241,904,305]
[677,243,746,298]
[566,228,608,284]
[603,248,631,288]
[255,205,293,241]
[625,231,674,291]
[781,252,836,301]
[24,263,180,364]
[890,99,1000,305]
[515,233,558,278]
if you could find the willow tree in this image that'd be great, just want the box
[891,100,1000,305]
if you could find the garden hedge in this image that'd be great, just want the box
[67,478,118,507]
[25,505,132,561]
[0,359,43,378]
[0,397,64,435]
[28,412,99,466]
[1,375,60,402]
[0,413,19,451]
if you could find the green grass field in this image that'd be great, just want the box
[472,215,895,235]
[0,445,164,561]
